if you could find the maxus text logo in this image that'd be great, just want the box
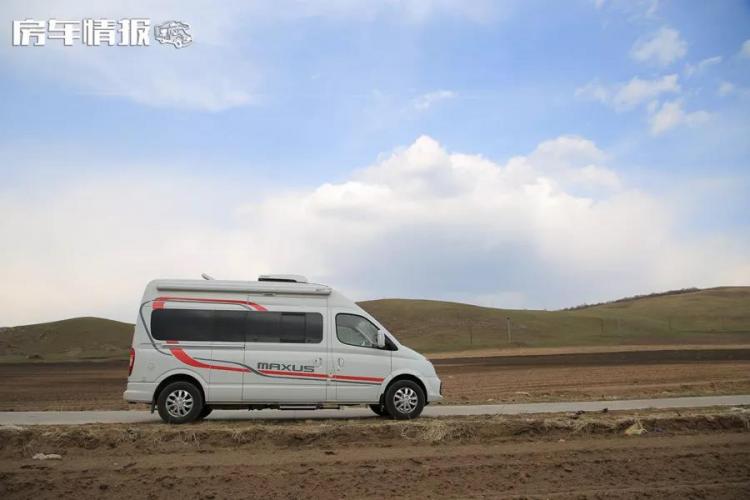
[257,362,316,373]
[11,19,192,48]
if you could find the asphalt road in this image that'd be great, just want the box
[1,394,748,425]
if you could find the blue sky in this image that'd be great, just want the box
[1,0,749,324]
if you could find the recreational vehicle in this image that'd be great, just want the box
[124,275,443,423]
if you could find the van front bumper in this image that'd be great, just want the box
[123,382,155,403]
[424,376,443,403]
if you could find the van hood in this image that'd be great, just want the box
[397,344,426,360]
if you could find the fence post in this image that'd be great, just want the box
[506,317,512,344]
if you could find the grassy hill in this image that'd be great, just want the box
[360,287,750,353]
[0,317,133,363]
[1,287,748,362]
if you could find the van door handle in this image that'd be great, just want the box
[337,357,344,368]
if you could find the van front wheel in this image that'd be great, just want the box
[384,380,425,420]
[157,381,203,424]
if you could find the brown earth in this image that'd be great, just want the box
[0,409,749,499]
[436,348,750,404]
[0,361,132,411]
[2,349,750,410]
[426,343,750,359]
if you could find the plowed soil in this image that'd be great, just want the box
[0,410,748,499]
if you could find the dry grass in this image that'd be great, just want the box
[2,407,748,459]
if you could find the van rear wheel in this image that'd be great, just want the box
[157,381,203,424]
[384,380,425,420]
[369,404,389,417]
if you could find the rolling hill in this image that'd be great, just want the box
[0,317,133,363]
[359,286,750,352]
[1,287,748,362]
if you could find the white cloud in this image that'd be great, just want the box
[2,135,747,326]
[577,74,680,111]
[613,74,680,109]
[592,0,660,18]
[742,39,750,58]
[283,0,502,23]
[575,80,610,103]
[576,75,712,138]
[648,100,710,135]
[684,56,722,77]
[412,90,456,111]
[718,81,735,97]
[630,27,687,66]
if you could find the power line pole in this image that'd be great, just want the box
[506,316,511,344]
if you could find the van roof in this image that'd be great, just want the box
[153,279,332,296]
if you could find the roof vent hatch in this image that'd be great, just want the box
[258,274,309,283]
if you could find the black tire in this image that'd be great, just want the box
[197,406,213,420]
[369,404,389,417]
[383,380,425,420]
[157,381,203,424]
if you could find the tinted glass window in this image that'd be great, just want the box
[151,309,323,343]
[280,313,305,343]
[305,313,323,343]
[245,312,323,344]
[151,309,216,341]
[213,310,246,342]
[245,312,281,343]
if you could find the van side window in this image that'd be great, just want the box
[336,314,379,348]
[213,310,247,342]
[246,312,323,344]
[245,311,280,343]
[152,309,215,341]
[151,309,323,344]
[280,313,305,343]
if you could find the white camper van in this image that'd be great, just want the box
[124,275,443,423]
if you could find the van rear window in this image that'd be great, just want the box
[151,309,323,344]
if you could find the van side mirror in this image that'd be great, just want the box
[376,330,385,348]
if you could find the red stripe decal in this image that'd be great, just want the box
[169,348,249,373]
[332,374,384,383]
[154,296,267,311]
[259,369,328,379]
[169,348,382,384]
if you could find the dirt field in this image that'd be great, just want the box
[1,409,749,499]
[437,348,750,404]
[1,348,750,411]
[0,361,131,411]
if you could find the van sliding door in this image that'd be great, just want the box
[208,306,247,402]
[242,309,327,403]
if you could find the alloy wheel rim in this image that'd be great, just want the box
[394,387,418,414]
[166,389,194,418]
